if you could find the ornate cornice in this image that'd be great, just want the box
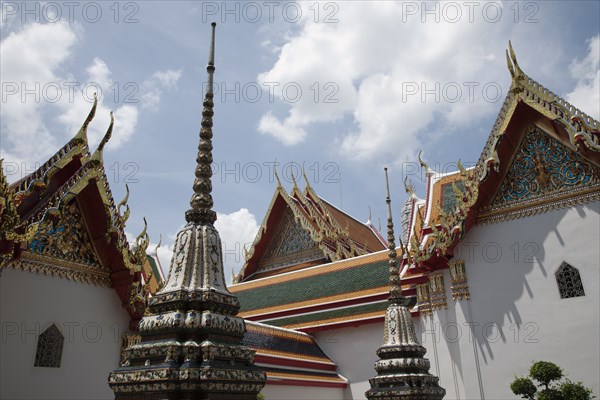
[477,189,600,225]
[6,251,111,287]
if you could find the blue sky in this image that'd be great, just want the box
[1,1,599,279]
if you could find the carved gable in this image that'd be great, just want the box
[20,200,110,286]
[256,207,323,273]
[489,124,600,212]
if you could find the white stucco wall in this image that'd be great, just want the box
[425,201,600,400]
[0,267,131,400]
[314,202,599,400]
[315,323,382,399]
[261,384,345,400]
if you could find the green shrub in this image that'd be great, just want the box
[511,377,537,399]
[510,361,595,400]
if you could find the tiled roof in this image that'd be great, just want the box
[230,250,423,330]
[238,183,386,282]
[243,321,347,387]
[261,301,389,329]
[235,257,389,312]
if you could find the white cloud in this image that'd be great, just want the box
[256,2,531,161]
[258,112,307,145]
[566,35,600,120]
[140,69,182,111]
[0,21,76,175]
[215,208,259,283]
[1,22,181,182]
[56,58,140,151]
[143,209,259,285]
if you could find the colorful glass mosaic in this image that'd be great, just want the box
[491,124,600,210]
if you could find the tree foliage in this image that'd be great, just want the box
[510,361,595,400]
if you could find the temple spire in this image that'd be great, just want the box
[109,23,266,398]
[185,21,217,225]
[384,168,402,302]
[366,169,445,400]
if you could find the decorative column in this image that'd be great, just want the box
[365,168,445,400]
[416,282,432,316]
[429,273,448,310]
[108,23,266,399]
[448,259,470,301]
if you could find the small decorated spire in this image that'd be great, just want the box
[186,22,218,225]
[384,168,403,302]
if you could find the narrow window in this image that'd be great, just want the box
[34,324,64,368]
[555,262,585,299]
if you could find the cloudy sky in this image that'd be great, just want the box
[1,1,598,280]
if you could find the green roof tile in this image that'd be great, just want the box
[237,260,389,312]
[263,301,389,327]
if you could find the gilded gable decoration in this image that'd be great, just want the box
[405,160,479,268]
[239,175,386,281]
[477,41,599,185]
[487,124,600,212]
[28,201,100,267]
[448,259,469,301]
[258,208,322,273]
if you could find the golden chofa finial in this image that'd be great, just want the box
[506,40,524,81]
[73,93,97,146]
[403,176,415,197]
[154,234,162,256]
[291,166,299,191]
[135,217,150,251]
[302,162,312,190]
[118,184,130,213]
[274,158,282,188]
[186,22,218,225]
[90,111,114,164]
[417,150,430,175]
[117,184,131,226]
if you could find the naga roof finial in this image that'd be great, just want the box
[118,184,130,213]
[291,166,299,191]
[506,40,524,81]
[417,150,430,175]
[274,158,282,188]
[90,111,114,163]
[384,168,403,303]
[154,234,162,256]
[403,175,415,197]
[367,205,372,224]
[185,22,218,225]
[302,162,311,190]
[73,93,97,146]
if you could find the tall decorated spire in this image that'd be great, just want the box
[384,167,403,302]
[109,23,266,399]
[366,168,445,400]
[186,21,217,225]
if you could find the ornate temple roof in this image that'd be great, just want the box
[0,98,151,329]
[237,178,386,282]
[230,249,426,332]
[400,42,600,273]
